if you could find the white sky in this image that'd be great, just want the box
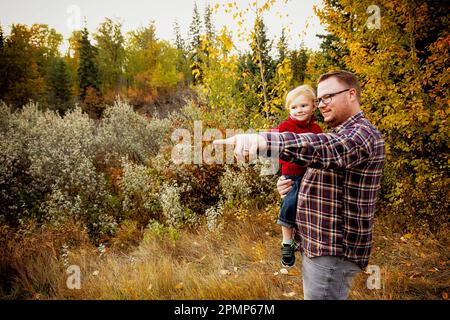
[0,0,327,54]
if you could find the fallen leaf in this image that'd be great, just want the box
[271,276,281,286]
[287,269,300,276]
[175,282,184,290]
[220,269,231,276]
[282,291,296,297]
[442,292,448,300]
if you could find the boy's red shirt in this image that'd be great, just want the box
[272,116,323,176]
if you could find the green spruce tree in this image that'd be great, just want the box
[173,19,191,85]
[188,2,203,84]
[204,3,215,44]
[77,26,100,99]
[48,57,73,115]
[290,44,309,86]
[249,16,275,117]
[276,28,288,64]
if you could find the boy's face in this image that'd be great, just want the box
[288,95,316,122]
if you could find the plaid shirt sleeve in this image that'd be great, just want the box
[260,124,376,169]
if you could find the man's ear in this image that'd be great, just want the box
[349,88,358,101]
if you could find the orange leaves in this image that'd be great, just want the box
[175,282,184,290]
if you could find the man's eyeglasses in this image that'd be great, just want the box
[315,88,351,107]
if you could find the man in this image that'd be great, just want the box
[214,70,385,300]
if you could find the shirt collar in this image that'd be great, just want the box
[329,111,365,133]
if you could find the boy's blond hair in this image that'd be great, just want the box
[285,85,316,109]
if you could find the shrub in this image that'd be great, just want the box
[159,182,198,229]
[118,159,162,224]
[96,99,170,166]
[219,163,278,210]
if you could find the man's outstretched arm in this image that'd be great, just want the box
[213,126,376,170]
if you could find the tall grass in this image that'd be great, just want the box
[1,205,448,300]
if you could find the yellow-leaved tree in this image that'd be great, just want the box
[316,0,449,232]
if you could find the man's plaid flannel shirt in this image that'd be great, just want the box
[261,111,385,269]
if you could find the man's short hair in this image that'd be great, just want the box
[318,70,361,103]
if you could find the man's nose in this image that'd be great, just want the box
[317,101,327,109]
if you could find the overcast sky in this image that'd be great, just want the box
[0,0,327,54]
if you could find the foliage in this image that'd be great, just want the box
[0,0,448,239]
[96,99,170,166]
[94,18,126,93]
[316,0,449,231]
[125,23,183,105]
[77,27,101,100]
[46,57,73,115]
[0,24,47,109]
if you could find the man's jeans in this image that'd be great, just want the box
[301,253,362,300]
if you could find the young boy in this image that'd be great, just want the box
[273,85,322,267]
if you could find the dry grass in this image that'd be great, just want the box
[1,205,449,300]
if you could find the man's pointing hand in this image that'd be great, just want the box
[213,134,267,162]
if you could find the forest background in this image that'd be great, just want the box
[0,0,448,300]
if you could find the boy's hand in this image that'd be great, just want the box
[213,134,267,162]
[277,176,294,199]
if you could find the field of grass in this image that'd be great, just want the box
[1,204,448,300]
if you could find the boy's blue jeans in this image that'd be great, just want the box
[301,253,362,300]
[277,175,303,228]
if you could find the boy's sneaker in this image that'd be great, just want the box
[281,243,296,267]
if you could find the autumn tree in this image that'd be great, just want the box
[0,25,5,98]
[0,24,45,109]
[125,23,182,106]
[316,0,450,231]
[0,25,3,49]
[237,15,277,118]
[66,30,82,97]
[94,18,126,93]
